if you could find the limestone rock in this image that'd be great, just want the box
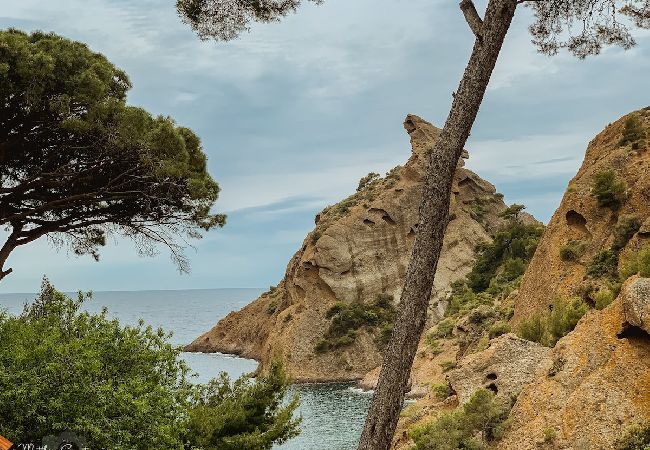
[621,275,650,334]
[186,115,513,381]
[514,109,650,321]
[447,333,550,404]
[499,298,650,450]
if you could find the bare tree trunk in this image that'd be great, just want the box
[357,0,517,448]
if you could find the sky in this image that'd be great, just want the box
[0,0,649,293]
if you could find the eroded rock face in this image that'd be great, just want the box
[447,333,550,405]
[622,275,650,334]
[500,297,650,450]
[514,109,650,321]
[186,115,513,381]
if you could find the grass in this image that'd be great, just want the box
[518,297,588,347]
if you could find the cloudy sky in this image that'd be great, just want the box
[1,0,649,293]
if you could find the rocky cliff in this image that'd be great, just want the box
[186,115,515,382]
[394,108,650,450]
[514,107,650,321]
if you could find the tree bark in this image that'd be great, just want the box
[356,0,518,448]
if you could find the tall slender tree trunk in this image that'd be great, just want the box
[357,0,518,448]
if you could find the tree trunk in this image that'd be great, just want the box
[357,0,517,448]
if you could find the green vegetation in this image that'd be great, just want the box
[640,246,650,278]
[411,389,511,450]
[619,114,646,148]
[518,297,588,347]
[315,294,396,352]
[613,214,641,251]
[466,207,543,294]
[431,383,453,400]
[619,245,650,280]
[0,30,225,280]
[489,321,511,339]
[357,172,380,191]
[560,239,587,262]
[425,334,444,356]
[587,249,619,279]
[615,423,650,450]
[431,319,455,338]
[594,288,615,310]
[439,360,457,372]
[592,170,627,209]
[0,280,300,449]
[187,363,300,449]
[543,427,558,443]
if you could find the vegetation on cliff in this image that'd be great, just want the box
[410,388,512,450]
[0,280,300,449]
[315,294,396,353]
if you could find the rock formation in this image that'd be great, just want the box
[186,115,514,381]
[514,108,650,321]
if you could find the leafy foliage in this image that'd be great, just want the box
[592,170,627,210]
[615,423,650,450]
[315,294,396,352]
[466,207,543,293]
[517,297,588,346]
[613,215,641,251]
[411,389,511,450]
[619,115,646,147]
[0,280,300,449]
[357,172,380,192]
[0,30,224,278]
[587,249,619,279]
[560,239,587,262]
[187,363,300,450]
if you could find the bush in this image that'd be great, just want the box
[187,362,301,450]
[439,361,457,372]
[587,249,619,279]
[425,335,444,355]
[0,279,300,449]
[613,214,641,251]
[432,319,455,338]
[594,289,615,310]
[592,170,627,209]
[489,321,511,339]
[640,246,650,278]
[315,295,396,352]
[560,239,587,262]
[466,213,543,293]
[619,114,646,147]
[431,383,453,400]
[517,297,588,346]
[615,422,650,450]
[357,172,380,192]
[411,389,511,450]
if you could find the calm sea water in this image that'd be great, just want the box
[0,288,371,449]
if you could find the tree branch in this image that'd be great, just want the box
[460,0,484,41]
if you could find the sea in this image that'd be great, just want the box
[0,288,372,450]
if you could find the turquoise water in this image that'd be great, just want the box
[0,288,371,449]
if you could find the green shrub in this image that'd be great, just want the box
[315,295,396,352]
[0,280,300,449]
[439,360,457,373]
[357,172,380,191]
[587,249,619,279]
[425,335,444,355]
[267,300,278,314]
[543,427,557,443]
[613,214,641,251]
[615,422,650,450]
[466,211,543,293]
[411,389,511,450]
[640,246,650,278]
[517,297,588,346]
[594,289,615,310]
[619,114,646,147]
[560,239,587,261]
[431,383,452,400]
[489,321,511,339]
[592,170,627,209]
[432,319,455,338]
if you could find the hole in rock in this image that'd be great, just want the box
[486,373,497,381]
[486,383,498,394]
[617,322,650,341]
[363,219,376,226]
[565,210,589,234]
